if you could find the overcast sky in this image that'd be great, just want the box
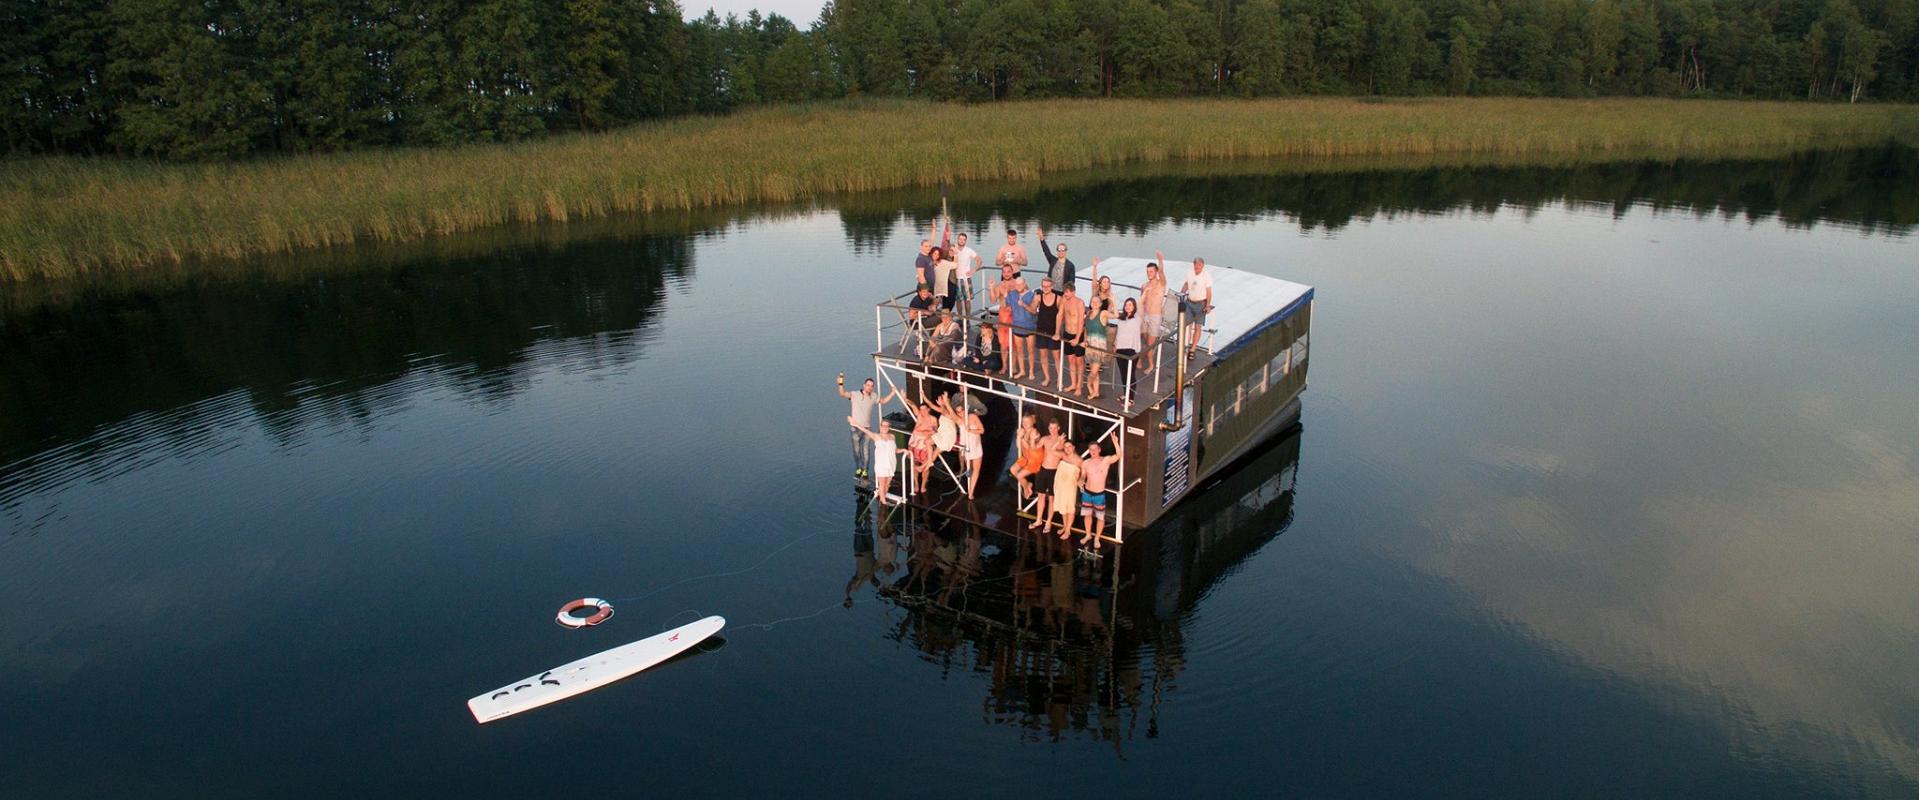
[682,0,826,24]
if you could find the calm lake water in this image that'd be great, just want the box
[2,148,1914,798]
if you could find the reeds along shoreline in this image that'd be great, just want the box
[1,97,1913,281]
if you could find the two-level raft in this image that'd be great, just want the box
[869,257,1313,542]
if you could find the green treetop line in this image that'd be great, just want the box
[2,0,1913,159]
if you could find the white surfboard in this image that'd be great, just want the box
[468,615,725,724]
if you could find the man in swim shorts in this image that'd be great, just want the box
[1058,280,1087,395]
[1077,434,1120,545]
[1030,419,1066,524]
[1181,257,1213,356]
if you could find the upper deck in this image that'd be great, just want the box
[871,257,1312,420]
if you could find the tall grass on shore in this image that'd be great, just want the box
[2,97,1912,280]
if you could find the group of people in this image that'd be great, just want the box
[905,226,1217,403]
[1007,414,1120,545]
[839,375,1121,544]
[851,224,1222,546]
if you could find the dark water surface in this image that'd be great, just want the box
[2,148,1914,798]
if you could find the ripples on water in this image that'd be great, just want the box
[0,148,1913,798]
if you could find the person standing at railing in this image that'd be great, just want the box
[915,238,935,290]
[1076,435,1120,546]
[838,375,900,480]
[1057,279,1087,395]
[1031,418,1066,526]
[1112,298,1143,402]
[1142,252,1169,374]
[850,418,899,504]
[953,232,982,315]
[992,268,1028,378]
[1031,277,1061,389]
[996,229,1027,274]
[932,246,958,311]
[1036,226,1076,291]
[1181,257,1214,356]
[935,393,987,499]
[1084,290,1112,401]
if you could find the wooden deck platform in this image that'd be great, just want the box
[872,333,1212,419]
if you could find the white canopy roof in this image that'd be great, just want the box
[1071,257,1313,357]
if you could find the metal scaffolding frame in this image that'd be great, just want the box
[870,352,1130,547]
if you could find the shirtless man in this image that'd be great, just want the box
[996,229,1027,273]
[1057,280,1087,395]
[1142,251,1169,373]
[1077,434,1121,545]
[1029,418,1066,524]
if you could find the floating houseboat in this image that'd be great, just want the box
[867,257,1312,544]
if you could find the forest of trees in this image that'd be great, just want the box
[2,0,1913,159]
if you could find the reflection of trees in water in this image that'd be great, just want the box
[862,426,1303,748]
[842,146,1915,245]
[0,233,691,508]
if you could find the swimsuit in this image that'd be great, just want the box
[1034,294,1059,350]
[1017,442,1045,472]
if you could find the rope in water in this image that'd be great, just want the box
[657,556,1086,639]
[607,526,833,605]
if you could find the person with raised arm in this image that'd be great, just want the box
[935,392,987,499]
[914,237,934,290]
[850,417,900,504]
[837,375,899,479]
[1036,226,1076,291]
[1076,431,1122,545]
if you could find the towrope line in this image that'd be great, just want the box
[680,560,1071,638]
[609,527,833,604]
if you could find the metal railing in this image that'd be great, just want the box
[874,267,1213,414]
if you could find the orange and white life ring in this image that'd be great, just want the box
[556,598,614,628]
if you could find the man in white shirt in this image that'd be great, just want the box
[952,232,982,315]
[1181,258,1214,355]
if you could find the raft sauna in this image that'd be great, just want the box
[870,257,1312,544]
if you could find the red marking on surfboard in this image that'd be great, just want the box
[669,633,680,641]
